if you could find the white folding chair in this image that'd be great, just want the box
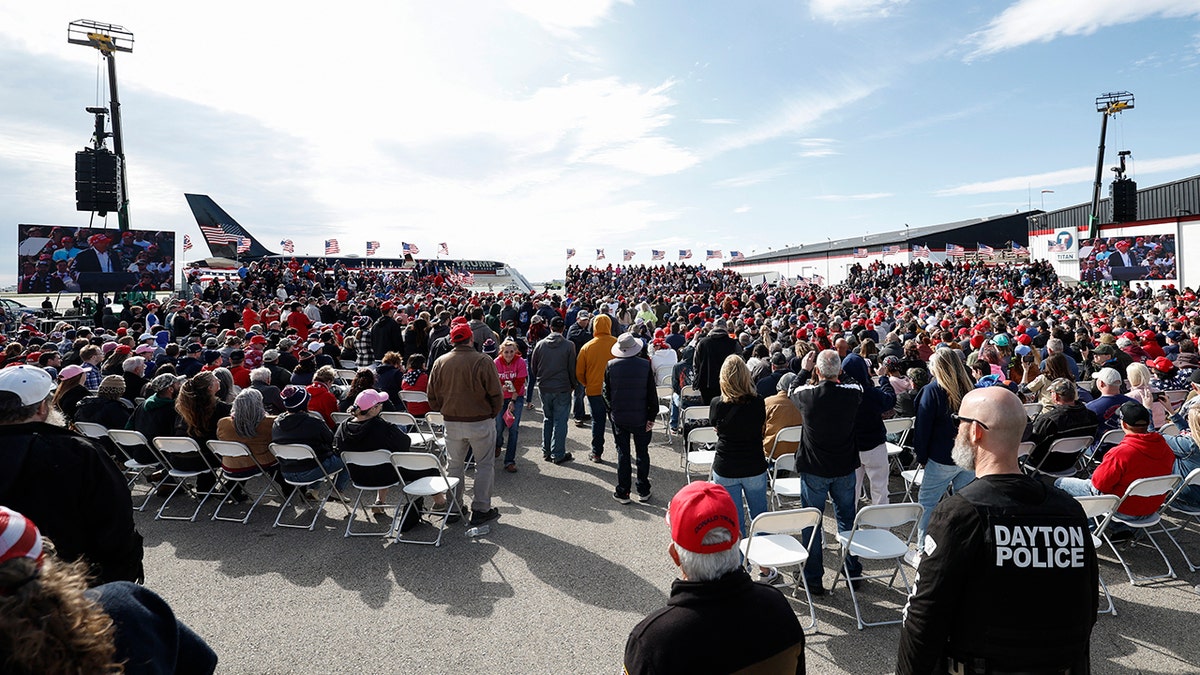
[684,427,717,483]
[680,384,702,407]
[1161,468,1200,572]
[1158,422,1180,437]
[269,443,350,530]
[883,417,914,498]
[740,508,823,632]
[1075,494,1121,615]
[107,429,167,510]
[1017,441,1034,460]
[900,467,923,502]
[1023,436,1092,479]
[1089,428,1125,465]
[832,502,924,630]
[655,385,674,441]
[381,411,433,450]
[207,440,285,524]
[680,406,711,467]
[341,450,403,538]
[390,452,463,546]
[397,391,430,422]
[423,411,449,460]
[334,368,357,384]
[767,427,804,509]
[1163,389,1189,409]
[330,411,352,425]
[1105,474,1184,585]
[1023,402,1044,419]
[74,420,120,467]
[151,436,222,522]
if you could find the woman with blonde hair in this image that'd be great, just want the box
[912,348,977,547]
[709,355,769,536]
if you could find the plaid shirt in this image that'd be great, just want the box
[82,362,102,390]
[355,333,374,367]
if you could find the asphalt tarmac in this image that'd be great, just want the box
[135,407,1200,674]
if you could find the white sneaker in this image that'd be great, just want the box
[904,549,922,568]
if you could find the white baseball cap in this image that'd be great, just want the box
[0,366,54,405]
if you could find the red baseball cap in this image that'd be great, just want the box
[666,482,740,554]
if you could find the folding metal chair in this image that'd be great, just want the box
[330,411,353,425]
[1023,402,1044,419]
[423,411,449,461]
[740,508,823,632]
[684,426,717,483]
[883,417,914,498]
[341,450,403,538]
[680,406,711,467]
[390,452,463,546]
[1158,422,1180,437]
[381,411,433,450]
[207,440,285,524]
[1023,435,1092,479]
[334,368,357,384]
[654,364,674,386]
[106,429,167,510]
[269,443,351,530]
[832,502,924,630]
[656,385,674,441]
[1161,468,1200,572]
[767,427,804,509]
[397,391,430,423]
[1087,428,1125,469]
[1075,494,1121,615]
[151,436,223,522]
[900,467,923,502]
[1105,474,1184,585]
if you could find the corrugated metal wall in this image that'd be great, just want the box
[1029,174,1200,233]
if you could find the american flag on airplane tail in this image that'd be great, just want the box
[623,249,635,262]
[596,248,605,260]
[182,234,193,252]
[946,243,965,257]
[237,236,251,253]
[882,245,899,256]
[912,245,930,258]
[438,242,449,256]
[730,251,745,261]
[199,223,240,244]
[366,241,381,256]
[651,249,665,261]
[566,248,576,259]
[978,243,995,256]
[402,242,420,255]
[853,247,868,258]
[325,239,340,255]
[706,250,722,260]
[679,249,692,260]
[280,239,294,254]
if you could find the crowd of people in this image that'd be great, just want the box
[3,254,1200,672]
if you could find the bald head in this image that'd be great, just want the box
[952,387,1028,476]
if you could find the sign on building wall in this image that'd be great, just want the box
[1046,228,1078,262]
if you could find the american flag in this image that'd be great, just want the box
[237,236,251,253]
[1012,243,1029,254]
[566,248,576,259]
[402,242,420,255]
[679,249,692,260]
[912,245,930,259]
[623,249,635,262]
[199,223,240,244]
[946,243,965,258]
[366,241,381,256]
[978,243,995,256]
[438,242,449,256]
[325,239,340,255]
[183,234,193,252]
[651,249,665,261]
[280,239,294,254]
[706,250,722,260]
[853,247,868,258]
[882,245,899,256]
[596,248,605,260]
[729,250,745,261]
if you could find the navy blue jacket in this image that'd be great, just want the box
[603,356,657,428]
[913,376,956,466]
[842,354,896,452]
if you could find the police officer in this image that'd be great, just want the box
[897,386,1098,675]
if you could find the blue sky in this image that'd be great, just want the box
[3,0,1199,285]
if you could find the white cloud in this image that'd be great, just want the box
[713,166,792,188]
[734,205,752,213]
[810,0,908,22]
[813,192,893,201]
[506,0,631,37]
[709,84,876,154]
[934,152,1200,196]
[969,0,1200,59]
[698,118,738,125]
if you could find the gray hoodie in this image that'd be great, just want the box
[530,332,579,394]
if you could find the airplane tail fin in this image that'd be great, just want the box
[184,194,277,258]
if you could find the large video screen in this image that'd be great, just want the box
[17,225,176,293]
[1078,233,1176,284]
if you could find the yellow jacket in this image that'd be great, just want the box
[576,314,616,396]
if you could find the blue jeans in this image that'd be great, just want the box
[613,423,652,497]
[670,393,682,429]
[496,396,524,465]
[917,460,975,544]
[588,394,607,456]
[540,390,571,459]
[800,472,862,587]
[573,384,587,419]
[712,469,769,537]
[1054,477,1152,534]
[283,454,350,491]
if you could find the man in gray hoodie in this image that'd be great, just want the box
[531,316,579,464]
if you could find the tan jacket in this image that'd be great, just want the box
[428,343,503,422]
[576,314,617,396]
[762,392,803,459]
[215,415,278,470]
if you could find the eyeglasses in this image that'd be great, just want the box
[951,413,989,430]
